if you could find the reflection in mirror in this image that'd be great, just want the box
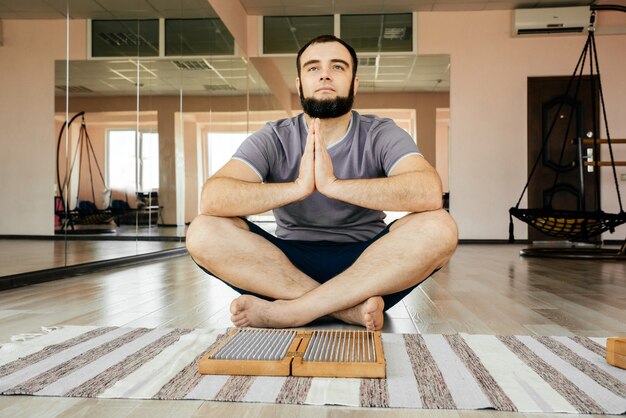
[49,1,263,272]
[54,56,271,233]
[3,0,450,280]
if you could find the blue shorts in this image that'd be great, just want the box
[195,218,424,311]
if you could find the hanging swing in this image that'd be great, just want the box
[509,6,626,259]
[56,111,115,233]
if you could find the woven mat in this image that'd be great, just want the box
[0,326,625,414]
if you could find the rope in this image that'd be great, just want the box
[509,43,589,242]
[56,111,84,222]
[509,26,623,241]
[590,32,623,212]
[588,27,601,213]
[513,35,590,210]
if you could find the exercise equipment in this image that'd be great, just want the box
[199,328,386,378]
[56,111,115,233]
[606,337,626,370]
[509,6,626,259]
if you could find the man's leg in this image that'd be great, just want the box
[186,215,384,324]
[186,215,320,300]
[230,208,458,330]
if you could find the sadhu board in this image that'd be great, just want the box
[198,328,386,378]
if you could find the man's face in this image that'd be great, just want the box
[297,41,359,119]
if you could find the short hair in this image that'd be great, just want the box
[296,35,358,79]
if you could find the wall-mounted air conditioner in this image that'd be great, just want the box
[513,6,591,36]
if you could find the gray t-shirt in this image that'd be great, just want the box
[232,111,421,242]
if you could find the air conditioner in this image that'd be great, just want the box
[513,6,591,36]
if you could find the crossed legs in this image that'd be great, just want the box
[186,209,457,330]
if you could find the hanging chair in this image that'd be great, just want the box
[56,111,115,233]
[509,6,626,259]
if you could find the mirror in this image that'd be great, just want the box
[49,1,264,272]
[2,1,449,278]
[11,0,261,275]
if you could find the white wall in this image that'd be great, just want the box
[419,11,626,240]
[0,20,85,235]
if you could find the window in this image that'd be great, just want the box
[207,132,249,176]
[107,130,159,192]
[341,13,413,53]
[263,15,334,54]
[165,18,234,56]
[91,19,160,57]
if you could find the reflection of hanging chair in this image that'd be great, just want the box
[509,7,626,259]
[56,111,115,233]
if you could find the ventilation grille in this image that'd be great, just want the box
[204,84,236,92]
[173,60,210,70]
[517,26,584,35]
[383,27,407,40]
[56,85,94,93]
[97,32,152,47]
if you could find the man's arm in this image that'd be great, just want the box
[316,137,443,213]
[200,131,316,217]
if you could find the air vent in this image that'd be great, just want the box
[383,27,407,40]
[204,84,236,91]
[173,60,211,70]
[56,85,94,93]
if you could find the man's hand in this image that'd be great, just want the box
[294,118,316,198]
[294,117,338,199]
[312,118,338,196]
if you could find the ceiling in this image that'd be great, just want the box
[0,0,598,97]
[0,0,596,19]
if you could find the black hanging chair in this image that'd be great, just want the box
[56,111,115,233]
[509,6,626,259]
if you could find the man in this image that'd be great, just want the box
[186,35,457,331]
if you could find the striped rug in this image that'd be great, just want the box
[1,326,625,414]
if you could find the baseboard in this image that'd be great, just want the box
[0,234,184,242]
[459,239,625,245]
[459,239,531,244]
[0,247,188,291]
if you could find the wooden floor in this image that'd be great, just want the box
[0,240,185,276]
[1,244,625,417]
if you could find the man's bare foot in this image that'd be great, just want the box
[230,295,298,328]
[331,296,385,331]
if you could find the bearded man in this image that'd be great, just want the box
[186,35,457,330]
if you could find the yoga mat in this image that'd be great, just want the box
[1,326,625,414]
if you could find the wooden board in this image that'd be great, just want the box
[198,328,386,378]
[292,330,386,378]
[606,337,626,370]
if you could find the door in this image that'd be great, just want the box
[527,76,599,242]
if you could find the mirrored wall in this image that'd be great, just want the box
[2,0,449,276]
[50,0,281,269]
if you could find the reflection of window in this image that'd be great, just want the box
[91,20,160,57]
[165,19,234,56]
[107,130,159,192]
[341,14,413,53]
[263,15,334,54]
[207,132,249,176]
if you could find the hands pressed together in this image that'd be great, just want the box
[295,118,339,199]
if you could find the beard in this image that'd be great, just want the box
[299,81,355,119]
